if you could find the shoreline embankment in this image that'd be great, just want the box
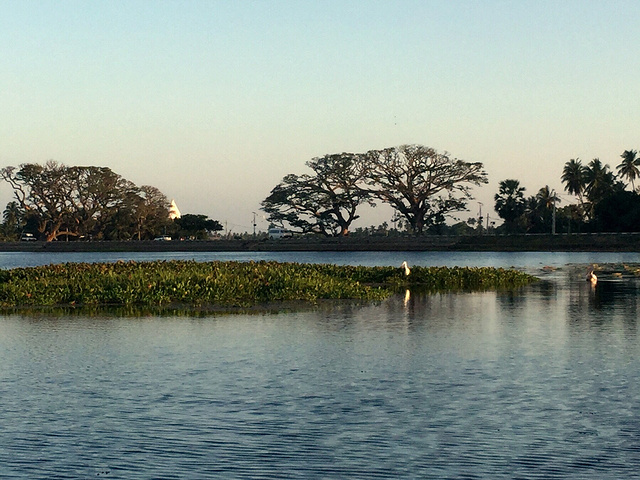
[1,233,639,253]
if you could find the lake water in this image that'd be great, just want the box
[1,251,640,478]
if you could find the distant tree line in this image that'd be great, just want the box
[262,144,488,236]
[494,150,640,234]
[0,161,222,241]
[6,146,635,242]
[265,144,640,237]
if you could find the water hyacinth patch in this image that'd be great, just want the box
[0,261,536,309]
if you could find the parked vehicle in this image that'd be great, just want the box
[20,233,37,242]
[268,228,292,239]
[154,236,172,241]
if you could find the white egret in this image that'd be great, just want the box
[401,261,411,276]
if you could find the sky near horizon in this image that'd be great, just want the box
[2,0,640,232]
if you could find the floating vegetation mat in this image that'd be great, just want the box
[0,260,537,309]
[565,263,640,279]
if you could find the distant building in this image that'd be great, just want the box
[169,199,181,219]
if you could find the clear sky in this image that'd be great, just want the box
[2,0,640,232]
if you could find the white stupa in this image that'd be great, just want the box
[169,199,181,219]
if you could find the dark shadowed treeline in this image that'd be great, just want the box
[494,150,640,234]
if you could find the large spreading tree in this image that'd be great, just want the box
[261,153,373,236]
[362,145,488,234]
[0,161,174,241]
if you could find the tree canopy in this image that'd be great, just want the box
[500,151,639,234]
[362,145,488,234]
[593,190,640,232]
[494,179,526,233]
[617,150,640,191]
[174,214,223,239]
[0,161,173,241]
[262,153,373,236]
[262,145,487,236]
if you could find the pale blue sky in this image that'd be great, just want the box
[2,0,640,231]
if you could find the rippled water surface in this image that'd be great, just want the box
[1,252,640,478]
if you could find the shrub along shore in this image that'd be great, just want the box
[0,261,536,309]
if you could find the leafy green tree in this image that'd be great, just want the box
[0,161,76,241]
[0,162,172,241]
[593,190,640,232]
[617,149,640,191]
[66,166,139,239]
[494,179,526,233]
[174,214,223,239]
[132,185,172,240]
[262,153,372,236]
[556,204,583,234]
[362,145,488,234]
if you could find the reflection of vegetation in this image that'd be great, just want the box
[0,261,536,310]
[0,303,320,318]
[2,296,384,319]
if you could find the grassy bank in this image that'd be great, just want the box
[0,261,537,309]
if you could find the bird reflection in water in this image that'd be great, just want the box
[586,265,598,287]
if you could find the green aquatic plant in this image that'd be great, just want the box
[0,260,536,309]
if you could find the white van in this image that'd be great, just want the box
[268,228,292,239]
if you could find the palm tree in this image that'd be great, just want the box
[561,158,587,209]
[1,201,24,240]
[2,201,22,227]
[494,179,526,233]
[536,185,560,210]
[584,158,621,219]
[523,186,560,233]
[617,149,640,191]
[585,159,616,202]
